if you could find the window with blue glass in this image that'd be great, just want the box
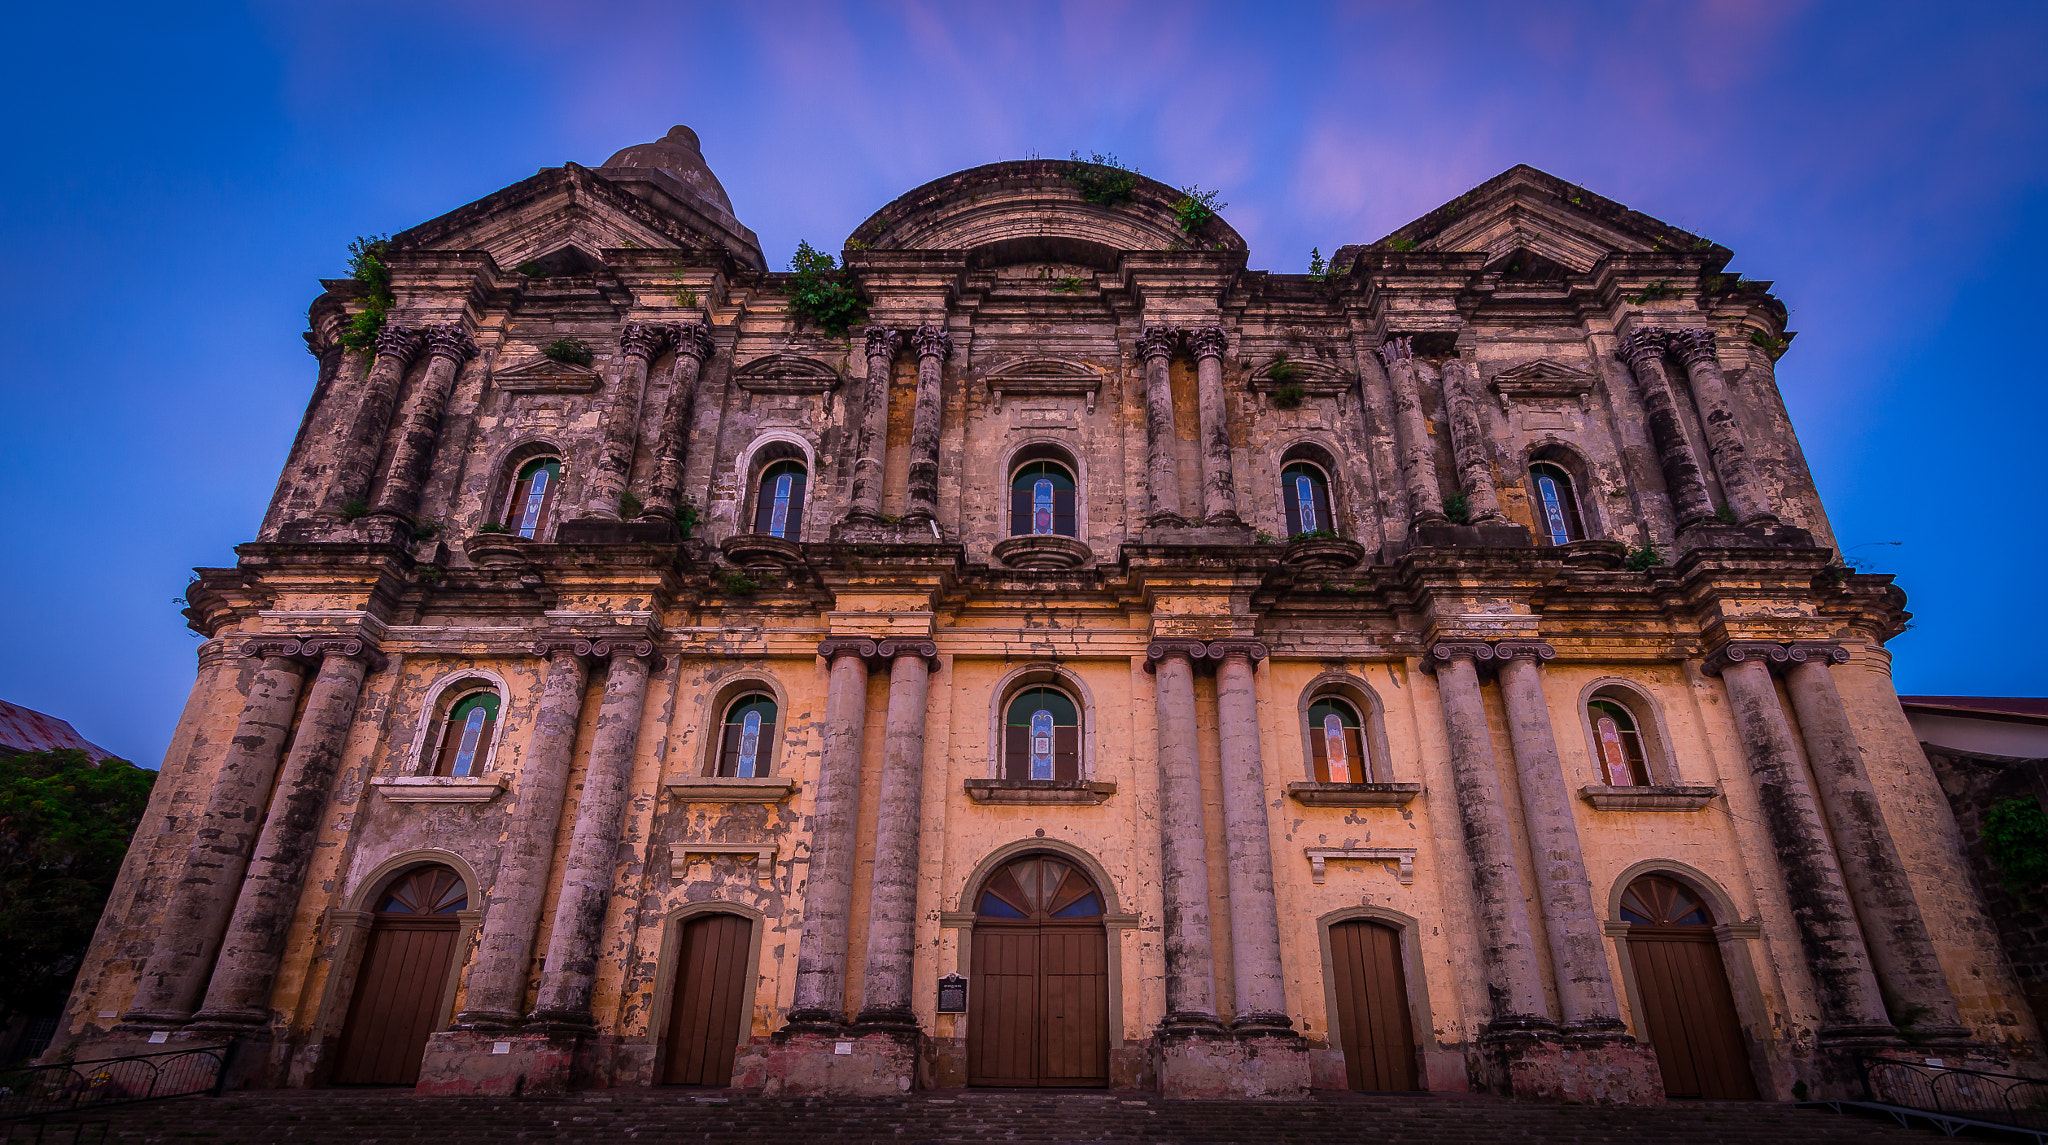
[433,690,501,777]
[717,693,779,778]
[1281,462,1334,537]
[1003,686,1080,781]
[506,457,563,539]
[975,855,1102,922]
[1009,460,1077,538]
[752,460,808,542]
[1528,462,1585,546]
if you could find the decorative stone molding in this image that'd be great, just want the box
[665,775,797,803]
[1185,326,1230,361]
[531,638,596,660]
[590,636,657,663]
[1491,641,1556,664]
[673,322,715,363]
[1488,358,1596,411]
[863,325,903,361]
[489,355,601,394]
[669,842,777,884]
[237,635,308,661]
[1785,642,1851,667]
[373,324,425,365]
[983,358,1101,413]
[1280,534,1365,569]
[1375,336,1414,366]
[733,354,840,395]
[1136,325,1179,361]
[422,324,480,365]
[876,638,939,667]
[1418,641,1495,674]
[618,322,677,362]
[1143,638,1209,672]
[300,636,386,671]
[990,534,1093,570]
[1206,639,1269,663]
[817,636,879,664]
[962,779,1117,806]
[372,775,508,803]
[1249,358,1351,398]
[910,325,951,360]
[1669,328,1719,366]
[1579,784,1720,812]
[1701,641,1790,677]
[1615,327,1668,367]
[465,531,530,569]
[1286,782,1422,807]
[1305,847,1416,886]
[720,533,806,568]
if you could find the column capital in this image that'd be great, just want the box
[1616,327,1668,367]
[863,325,903,361]
[1375,336,1414,367]
[1185,325,1230,361]
[1136,324,1179,362]
[1701,641,1789,677]
[818,636,879,663]
[1669,328,1720,366]
[371,323,425,365]
[909,325,951,361]
[1786,642,1851,668]
[674,322,715,363]
[236,635,307,661]
[1491,640,1555,665]
[1206,638,1268,663]
[422,323,479,366]
[589,636,657,664]
[1419,641,1495,675]
[532,637,596,661]
[877,638,939,667]
[619,322,677,362]
[1144,638,1209,672]
[300,636,387,672]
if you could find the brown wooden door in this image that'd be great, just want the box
[1622,875,1758,1100]
[332,866,468,1086]
[967,855,1109,1087]
[662,913,753,1086]
[1328,919,1418,1091]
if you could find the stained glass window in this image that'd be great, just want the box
[1620,875,1712,927]
[753,461,807,542]
[1010,461,1077,537]
[719,694,778,778]
[1307,696,1367,783]
[1281,463,1333,538]
[976,856,1102,921]
[1529,463,1583,546]
[1589,698,1651,786]
[509,458,562,539]
[435,691,500,777]
[1004,686,1080,780]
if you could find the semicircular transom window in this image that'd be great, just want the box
[1620,874,1712,927]
[509,458,563,539]
[1308,696,1368,783]
[1282,462,1333,537]
[976,855,1102,921]
[1589,698,1650,787]
[1530,462,1584,546]
[718,694,779,778]
[377,865,469,915]
[1004,687,1080,781]
[754,460,808,542]
[435,691,500,777]
[1010,461,1077,538]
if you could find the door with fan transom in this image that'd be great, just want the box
[967,855,1109,1087]
[1621,874,1759,1100]
[332,865,468,1085]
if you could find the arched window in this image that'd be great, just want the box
[433,691,500,777]
[716,694,778,778]
[752,460,808,542]
[1010,460,1077,538]
[1308,696,1368,783]
[1003,686,1080,781]
[505,457,563,539]
[1589,698,1651,786]
[1282,462,1334,537]
[1529,462,1584,546]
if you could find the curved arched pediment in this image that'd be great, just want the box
[1250,355,1353,397]
[849,160,1246,263]
[733,353,841,395]
[983,357,1103,412]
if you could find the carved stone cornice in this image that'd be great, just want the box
[909,325,951,361]
[1185,326,1230,361]
[1616,327,1668,368]
[372,324,425,365]
[422,324,479,365]
[1701,641,1790,678]
[863,326,903,361]
[618,322,678,362]
[1418,641,1495,675]
[877,638,939,668]
[1491,641,1556,664]
[818,637,879,664]
[1375,337,1414,367]
[673,322,715,364]
[1143,638,1209,673]
[1785,642,1850,668]
[1669,328,1719,366]
[1205,638,1268,663]
[1135,325,1179,362]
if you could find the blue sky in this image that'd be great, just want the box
[3,2,2044,766]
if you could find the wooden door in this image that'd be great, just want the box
[1328,920,1418,1091]
[332,867,467,1085]
[1622,875,1758,1100]
[967,856,1109,1087]
[662,913,753,1086]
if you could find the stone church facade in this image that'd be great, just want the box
[56,125,2036,1101]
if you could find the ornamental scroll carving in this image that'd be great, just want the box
[910,326,951,361]
[863,326,903,362]
[1491,641,1556,664]
[1375,337,1415,367]
[1616,327,1668,367]
[589,636,658,663]
[422,324,479,365]
[1669,328,1720,366]
[373,325,425,365]
[673,322,716,364]
[618,323,678,362]
[877,639,940,667]
[1185,326,1230,361]
[1785,642,1850,667]
[1135,325,1179,362]
[236,634,384,669]
[817,637,879,663]
[1418,641,1495,675]
[532,638,597,661]
[1205,639,1269,663]
[1143,638,1210,672]
[1701,641,1791,677]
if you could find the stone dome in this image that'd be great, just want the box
[602,125,737,217]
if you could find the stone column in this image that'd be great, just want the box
[1491,642,1626,1035]
[372,324,478,521]
[1186,326,1240,524]
[322,325,422,515]
[1783,644,1966,1038]
[1377,338,1446,526]
[1146,640,1222,1031]
[1209,641,1290,1031]
[1137,326,1185,526]
[847,327,901,521]
[1706,643,1893,1036]
[189,639,378,1029]
[904,327,950,524]
[580,324,675,519]
[641,324,716,523]
[1422,643,1550,1031]
[528,638,655,1029]
[1440,356,1506,523]
[1616,329,1717,530]
[1670,329,1776,526]
[786,638,876,1026]
[124,641,310,1026]
[454,643,591,1028]
[855,641,937,1027]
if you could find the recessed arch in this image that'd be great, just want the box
[650,900,766,1088]
[1002,439,1088,543]
[483,438,567,539]
[692,671,793,778]
[953,837,1124,918]
[733,433,816,542]
[1276,439,1350,539]
[1603,862,1766,1099]
[1521,440,1601,544]
[1315,905,1438,1092]
[404,669,512,777]
[985,663,1098,781]
[1575,677,1679,786]
[1297,671,1396,783]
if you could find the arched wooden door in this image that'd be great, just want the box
[1622,875,1759,1099]
[967,855,1109,1087]
[332,866,468,1085]
[1328,919,1419,1091]
[661,913,753,1085]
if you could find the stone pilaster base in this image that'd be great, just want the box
[415,1030,577,1096]
[749,1029,926,1096]
[1152,1031,1311,1099]
[1476,1032,1665,1104]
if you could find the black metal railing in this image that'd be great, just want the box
[1861,1053,2048,1132]
[0,1044,228,1123]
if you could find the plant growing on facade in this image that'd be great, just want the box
[1624,545,1661,571]
[416,565,444,586]
[1749,330,1790,360]
[543,337,594,366]
[1443,491,1472,525]
[340,235,395,351]
[1065,152,1140,207]
[1172,185,1226,240]
[1052,276,1088,294]
[477,521,510,534]
[1272,383,1306,410]
[674,499,701,538]
[786,241,868,336]
[1984,797,2048,891]
[721,571,759,597]
[338,498,371,521]
[620,491,644,519]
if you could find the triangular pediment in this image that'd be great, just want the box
[490,353,603,394]
[734,354,841,394]
[1250,354,1352,395]
[1488,357,1596,404]
[984,357,1103,412]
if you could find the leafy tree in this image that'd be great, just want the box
[0,750,156,1023]
[785,241,868,337]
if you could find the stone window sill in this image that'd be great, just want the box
[963,779,1116,805]
[1286,782,1422,807]
[664,776,797,803]
[371,775,508,803]
[1579,784,1718,812]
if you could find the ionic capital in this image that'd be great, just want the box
[237,636,306,662]
[1143,638,1209,673]
[532,638,596,661]
[1616,327,1668,368]
[877,638,939,668]
[1701,641,1790,678]
[1784,642,1850,669]
[300,636,387,672]
[1206,638,1268,663]
[818,637,879,663]
[619,322,678,363]
[909,325,951,362]
[1375,337,1414,367]
[1135,325,1179,362]
[589,636,657,664]
[674,322,716,364]
[863,326,903,362]
[422,324,479,366]
[1185,326,1230,361]
[372,324,425,365]
[1491,640,1556,665]
[1669,328,1719,366]
[1418,641,1495,675]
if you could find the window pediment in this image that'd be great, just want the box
[734,354,841,395]
[985,358,1102,412]
[1488,358,1595,408]
[1250,357,1353,396]
[491,354,602,394]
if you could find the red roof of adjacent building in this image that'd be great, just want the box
[0,700,117,760]
[1898,696,2048,724]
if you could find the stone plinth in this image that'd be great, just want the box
[1152,1032,1310,1099]
[748,1030,926,1096]
[416,1030,577,1096]
[1479,1034,1665,1105]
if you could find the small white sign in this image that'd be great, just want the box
[833,1041,853,1055]
[96,1012,117,1020]
[147,1031,170,1044]
[493,1041,512,1055]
